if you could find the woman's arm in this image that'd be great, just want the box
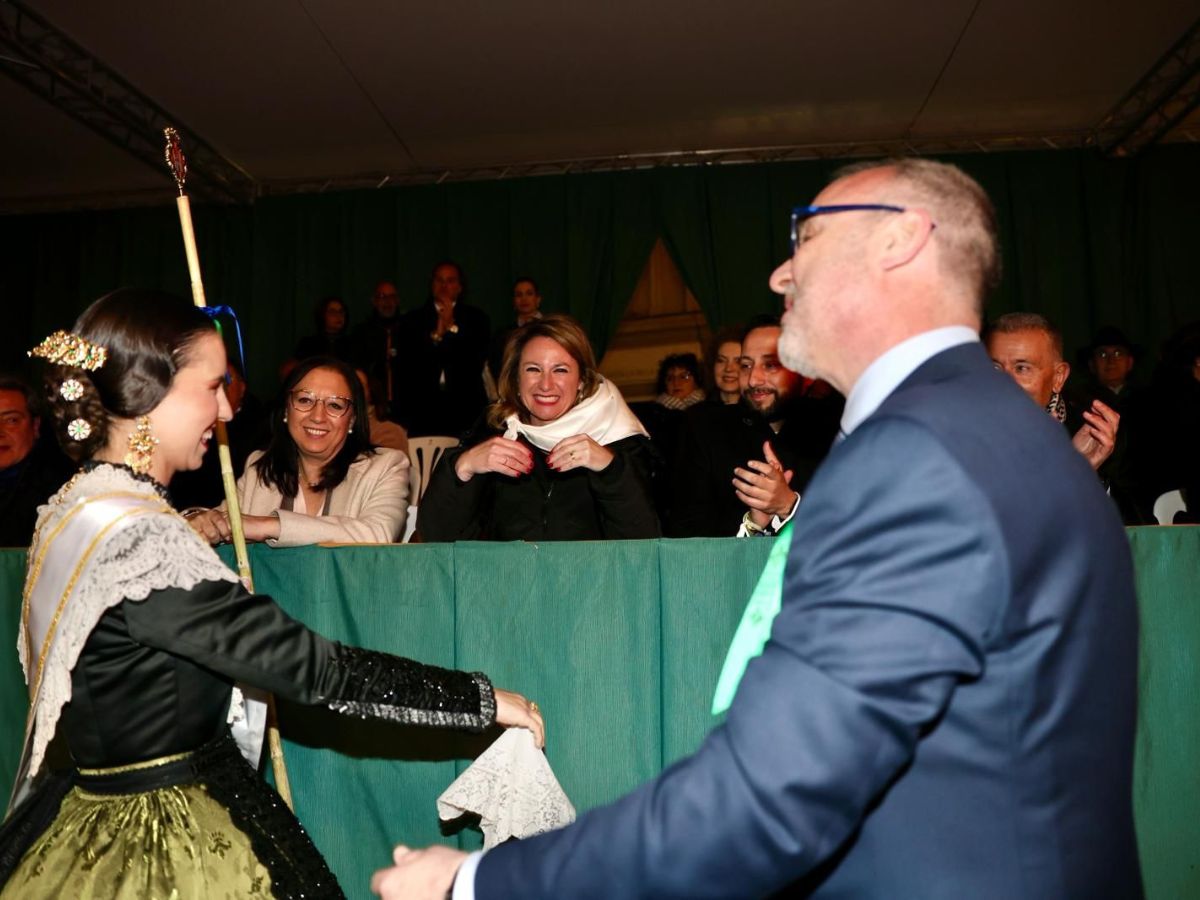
[272,449,410,545]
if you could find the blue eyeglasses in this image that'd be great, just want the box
[790,204,907,253]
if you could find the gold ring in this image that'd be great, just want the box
[529,701,540,714]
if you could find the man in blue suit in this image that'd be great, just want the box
[373,160,1143,899]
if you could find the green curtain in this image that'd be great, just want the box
[2,146,1197,396]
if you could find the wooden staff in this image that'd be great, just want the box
[163,128,294,810]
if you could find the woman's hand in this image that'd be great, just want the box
[547,434,614,473]
[184,509,278,544]
[453,436,533,482]
[493,688,546,748]
[185,508,230,545]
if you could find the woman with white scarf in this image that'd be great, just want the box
[418,314,660,541]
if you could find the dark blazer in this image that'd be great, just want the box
[473,342,1142,899]
[666,396,837,537]
[418,426,660,542]
[393,302,490,438]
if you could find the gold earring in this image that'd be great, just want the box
[125,415,159,475]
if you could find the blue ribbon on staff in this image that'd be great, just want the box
[199,305,246,382]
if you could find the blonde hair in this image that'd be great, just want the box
[489,314,600,428]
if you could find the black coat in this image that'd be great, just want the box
[666,396,839,537]
[418,425,660,542]
[394,302,491,438]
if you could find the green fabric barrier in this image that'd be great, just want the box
[3,146,1198,400]
[0,530,1196,898]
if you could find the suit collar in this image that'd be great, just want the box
[841,326,978,436]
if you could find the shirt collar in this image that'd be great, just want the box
[840,326,978,436]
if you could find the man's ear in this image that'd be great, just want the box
[1053,360,1070,393]
[880,209,935,272]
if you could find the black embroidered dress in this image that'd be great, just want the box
[0,464,494,898]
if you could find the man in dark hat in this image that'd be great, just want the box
[1082,325,1150,523]
[1086,326,1139,406]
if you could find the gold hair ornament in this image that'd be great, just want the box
[28,331,108,371]
[59,379,84,402]
[125,416,158,475]
[66,419,91,441]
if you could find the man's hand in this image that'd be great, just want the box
[1072,399,1119,471]
[733,441,797,528]
[371,844,467,900]
[433,299,457,340]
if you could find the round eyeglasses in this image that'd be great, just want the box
[289,390,352,418]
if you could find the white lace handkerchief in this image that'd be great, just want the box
[436,729,575,849]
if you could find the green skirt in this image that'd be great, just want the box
[0,734,343,899]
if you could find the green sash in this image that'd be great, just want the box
[711,521,794,715]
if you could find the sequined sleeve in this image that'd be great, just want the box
[123,580,497,732]
[325,646,496,730]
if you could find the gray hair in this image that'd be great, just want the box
[834,158,1001,309]
[984,312,1063,359]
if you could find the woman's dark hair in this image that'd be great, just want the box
[512,276,539,295]
[313,296,348,336]
[489,314,599,428]
[254,356,374,496]
[655,352,702,395]
[40,289,215,462]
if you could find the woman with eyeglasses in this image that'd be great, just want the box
[186,356,410,545]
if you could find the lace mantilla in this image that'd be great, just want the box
[19,464,239,780]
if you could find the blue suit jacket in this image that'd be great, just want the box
[476,343,1143,899]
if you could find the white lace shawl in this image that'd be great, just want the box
[17,464,239,780]
[502,375,647,452]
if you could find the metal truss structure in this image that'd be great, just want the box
[1092,16,1200,157]
[0,1,1197,210]
[0,0,256,203]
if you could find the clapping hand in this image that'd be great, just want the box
[1072,399,1119,471]
[733,441,798,529]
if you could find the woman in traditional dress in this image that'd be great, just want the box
[0,288,543,899]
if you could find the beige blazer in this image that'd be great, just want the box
[233,448,410,546]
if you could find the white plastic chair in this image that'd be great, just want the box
[1152,489,1187,526]
[407,435,460,503]
[402,436,460,543]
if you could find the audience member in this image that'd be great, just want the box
[667,317,839,537]
[0,374,74,546]
[356,367,409,455]
[632,352,707,520]
[351,280,404,415]
[419,314,659,541]
[488,277,545,379]
[396,262,491,437]
[186,357,409,545]
[706,326,743,405]
[1085,326,1140,404]
[170,362,267,510]
[293,296,354,363]
[983,313,1144,522]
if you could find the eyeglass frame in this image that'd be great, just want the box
[790,204,908,254]
[288,390,354,419]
